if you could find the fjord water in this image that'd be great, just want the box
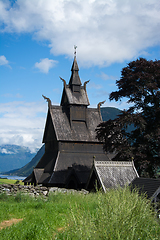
[0,174,26,180]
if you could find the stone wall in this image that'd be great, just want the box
[0,184,89,197]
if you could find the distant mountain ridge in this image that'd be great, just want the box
[101,107,121,121]
[2,145,45,177]
[1,107,121,177]
[0,145,36,173]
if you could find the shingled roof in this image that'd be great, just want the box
[62,86,90,106]
[43,106,101,142]
[86,160,139,192]
[49,151,111,186]
[69,56,82,86]
[129,177,160,202]
[61,56,90,106]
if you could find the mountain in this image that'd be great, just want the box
[101,107,134,132]
[101,107,121,121]
[3,145,45,177]
[2,107,121,177]
[0,145,36,173]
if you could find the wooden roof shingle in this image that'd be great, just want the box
[47,106,101,142]
[49,152,110,185]
[86,161,139,191]
[64,86,90,105]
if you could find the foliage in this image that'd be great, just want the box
[96,58,160,178]
[14,180,20,185]
[0,188,159,239]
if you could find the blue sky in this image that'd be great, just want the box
[0,0,160,152]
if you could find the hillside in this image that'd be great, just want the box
[2,107,121,177]
[101,107,121,121]
[2,145,45,177]
[0,145,36,173]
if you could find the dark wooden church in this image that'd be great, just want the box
[24,55,112,189]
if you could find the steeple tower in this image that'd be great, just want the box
[60,48,90,127]
[69,56,82,91]
[69,47,82,92]
[60,48,89,107]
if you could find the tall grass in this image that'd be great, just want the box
[0,187,159,240]
[62,187,160,239]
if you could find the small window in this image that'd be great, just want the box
[73,85,80,92]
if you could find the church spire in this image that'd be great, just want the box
[60,47,90,107]
[69,46,82,88]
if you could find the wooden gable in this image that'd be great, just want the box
[86,160,139,192]
[42,110,57,143]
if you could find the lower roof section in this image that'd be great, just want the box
[130,177,160,199]
[49,151,110,185]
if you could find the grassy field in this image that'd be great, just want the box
[0,187,159,240]
[0,178,23,185]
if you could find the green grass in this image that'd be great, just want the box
[0,187,159,240]
[0,178,23,185]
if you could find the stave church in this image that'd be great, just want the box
[24,53,138,190]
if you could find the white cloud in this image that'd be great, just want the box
[90,99,133,111]
[0,55,8,65]
[1,148,15,154]
[92,89,109,98]
[0,0,160,66]
[0,101,48,152]
[97,72,117,81]
[0,55,11,69]
[88,82,102,89]
[2,93,23,98]
[103,100,133,111]
[34,58,58,73]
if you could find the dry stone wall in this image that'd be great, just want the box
[0,184,89,197]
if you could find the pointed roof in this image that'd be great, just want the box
[86,161,139,192]
[43,106,101,142]
[61,87,90,106]
[60,56,90,106]
[49,152,110,185]
[69,57,82,86]
[33,168,44,183]
[71,56,79,71]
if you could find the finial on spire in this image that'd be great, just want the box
[74,45,77,57]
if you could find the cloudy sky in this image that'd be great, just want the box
[0,0,160,152]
